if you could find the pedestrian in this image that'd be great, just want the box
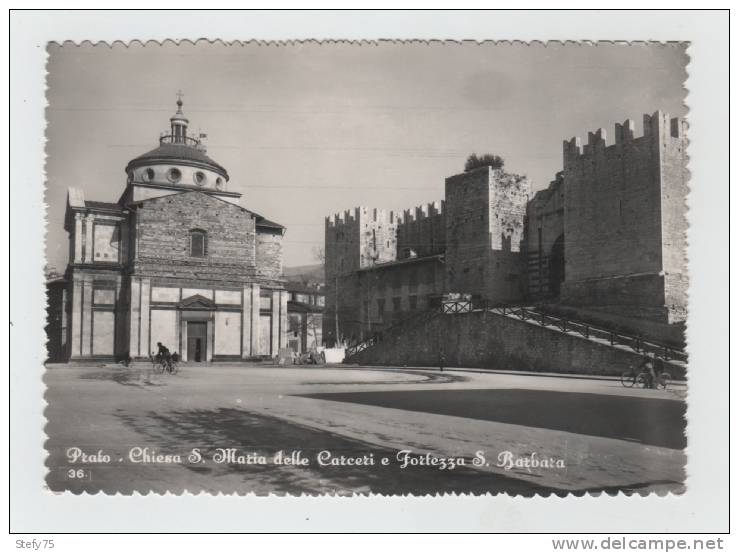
[438,350,445,372]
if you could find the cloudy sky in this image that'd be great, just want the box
[45,41,688,270]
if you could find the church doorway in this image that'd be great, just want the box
[548,234,565,298]
[187,321,207,363]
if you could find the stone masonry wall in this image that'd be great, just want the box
[132,191,286,288]
[358,256,445,336]
[396,201,446,259]
[560,112,688,322]
[660,116,689,322]
[525,173,565,299]
[562,118,663,283]
[137,192,256,264]
[445,166,529,302]
[350,310,685,379]
[255,229,284,280]
[324,207,398,344]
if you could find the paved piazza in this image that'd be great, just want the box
[44,364,687,495]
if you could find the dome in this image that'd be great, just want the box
[126,142,229,180]
[124,95,229,181]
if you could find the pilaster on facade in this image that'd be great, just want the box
[84,214,95,263]
[139,278,151,356]
[271,289,281,355]
[279,290,289,350]
[73,213,83,263]
[128,277,141,358]
[241,284,253,358]
[250,283,261,356]
[69,274,83,358]
[80,274,93,356]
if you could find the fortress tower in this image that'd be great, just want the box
[324,207,398,343]
[444,166,531,302]
[560,111,688,323]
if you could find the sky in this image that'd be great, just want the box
[45,41,688,271]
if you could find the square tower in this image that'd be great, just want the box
[560,111,688,323]
[324,207,398,344]
[444,166,530,302]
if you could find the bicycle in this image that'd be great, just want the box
[150,353,179,375]
[620,366,638,387]
[632,370,671,390]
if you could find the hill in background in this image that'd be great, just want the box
[283,263,324,287]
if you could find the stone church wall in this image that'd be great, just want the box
[256,230,283,280]
[135,191,257,269]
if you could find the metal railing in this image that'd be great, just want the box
[344,308,440,360]
[487,304,687,364]
[159,134,201,147]
[344,299,687,365]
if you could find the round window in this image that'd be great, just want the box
[142,168,155,182]
[194,171,207,186]
[167,167,182,183]
[215,177,223,190]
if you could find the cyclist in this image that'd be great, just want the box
[639,355,657,389]
[155,342,172,369]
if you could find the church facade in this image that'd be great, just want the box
[57,99,289,362]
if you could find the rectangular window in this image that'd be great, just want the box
[190,232,206,257]
[377,299,385,316]
[392,297,401,311]
[409,296,418,310]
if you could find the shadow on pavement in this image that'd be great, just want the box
[49,407,567,496]
[298,388,687,450]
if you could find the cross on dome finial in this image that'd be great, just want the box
[176,90,184,112]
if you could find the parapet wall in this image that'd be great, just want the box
[325,206,399,275]
[349,310,685,379]
[396,200,446,259]
[562,111,686,168]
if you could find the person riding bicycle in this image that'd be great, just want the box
[639,355,657,389]
[155,342,172,367]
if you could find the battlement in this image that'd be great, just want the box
[563,111,687,166]
[367,207,397,224]
[401,200,445,224]
[325,207,361,228]
[326,206,399,228]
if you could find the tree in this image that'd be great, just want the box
[464,153,504,172]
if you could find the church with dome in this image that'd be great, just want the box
[56,97,289,362]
